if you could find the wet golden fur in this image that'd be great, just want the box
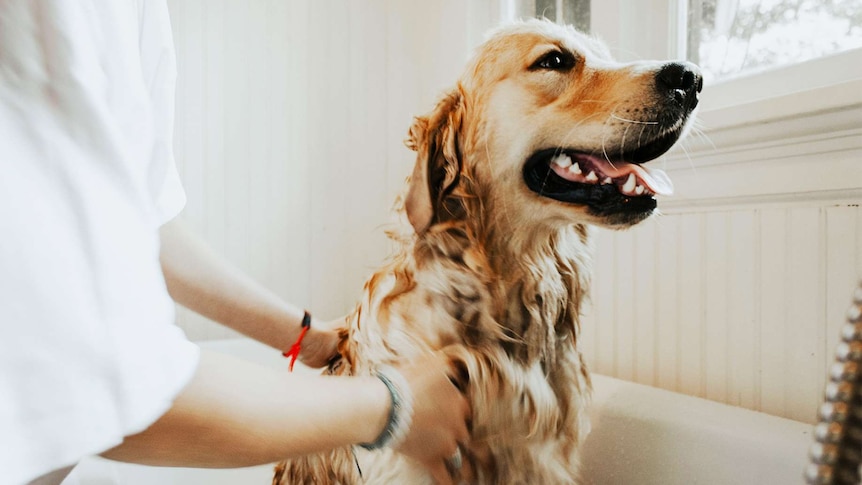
[275,19,695,484]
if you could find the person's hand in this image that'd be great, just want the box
[298,315,345,368]
[394,352,472,485]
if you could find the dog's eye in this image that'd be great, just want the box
[531,51,576,71]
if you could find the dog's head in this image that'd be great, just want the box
[405,20,702,235]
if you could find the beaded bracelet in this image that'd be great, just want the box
[359,366,414,450]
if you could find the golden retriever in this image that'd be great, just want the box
[274,19,701,484]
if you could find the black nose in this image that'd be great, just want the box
[656,62,703,110]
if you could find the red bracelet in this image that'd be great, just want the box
[282,311,311,372]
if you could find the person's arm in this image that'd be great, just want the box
[101,350,469,485]
[158,218,339,367]
[155,219,470,482]
[102,350,386,465]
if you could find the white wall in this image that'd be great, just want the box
[580,83,862,423]
[166,0,498,340]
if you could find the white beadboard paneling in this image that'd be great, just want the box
[632,220,657,387]
[825,207,860,365]
[280,0,313,309]
[184,0,206,239]
[579,290,598,372]
[345,0,392,301]
[264,0,296,301]
[580,227,599,372]
[593,203,859,424]
[727,210,758,411]
[593,228,617,376]
[662,130,862,211]
[203,0,226,258]
[587,76,861,423]
[166,1,497,340]
[308,0,349,315]
[613,228,635,382]
[222,0,250,281]
[703,211,728,403]
[758,208,787,417]
[677,213,704,398]
[785,208,825,423]
[655,215,680,392]
[384,0,422,200]
[384,0,475,204]
[246,0,270,290]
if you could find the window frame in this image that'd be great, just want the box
[499,0,862,130]
[588,0,862,124]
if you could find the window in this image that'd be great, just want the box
[687,0,862,82]
[500,0,861,111]
[506,0,591,32]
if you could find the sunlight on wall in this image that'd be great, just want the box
[166,0,497,340]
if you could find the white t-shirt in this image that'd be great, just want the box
[0,2,199,484]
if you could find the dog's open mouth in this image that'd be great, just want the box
[523,134,678,218]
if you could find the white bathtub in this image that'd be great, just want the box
[70,338,812,484]
[581,377,811,485]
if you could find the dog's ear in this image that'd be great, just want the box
[404,89,464,236]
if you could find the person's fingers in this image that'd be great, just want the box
[445,357,470,393]
[447,369,472,444]
[458,447,475,484]
[433,356,472,442]
[298,322,343,368]
[443,445,464,480]
[392,349,477,483]
[428,460,455,485]
[456,418,470,446]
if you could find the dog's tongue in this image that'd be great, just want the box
[585,155,674,196]
[551,153,674,196]
[624,164,673,196]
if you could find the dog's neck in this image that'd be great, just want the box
[421,203,593,363]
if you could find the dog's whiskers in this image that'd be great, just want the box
[678,141,696,174]
[538,163,554,196]
[573,99,617,105]
[609,113,659,125]
[547,111,607,164]
[619,123,632,164]
[690,122,716,151]
[600,111,615,165]
[671,119,710,175]
[485,139,515,231]
[556,111,607,144]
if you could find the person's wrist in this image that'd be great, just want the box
[356,376,392,445]
[268,306,309,350]
[358,367,414,450]
[303,316,330,344]
[281,310,311,370]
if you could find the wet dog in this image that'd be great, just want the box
[274,19,701,484]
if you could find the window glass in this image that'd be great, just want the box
[688,0,862,82]
[509,0,591,32]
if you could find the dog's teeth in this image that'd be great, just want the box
[585,171,598,182]
[623,173,636,193]
[552,154,572,168]
[568,162,582,175]
[603,177,612,185]
[635,185,644,195]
